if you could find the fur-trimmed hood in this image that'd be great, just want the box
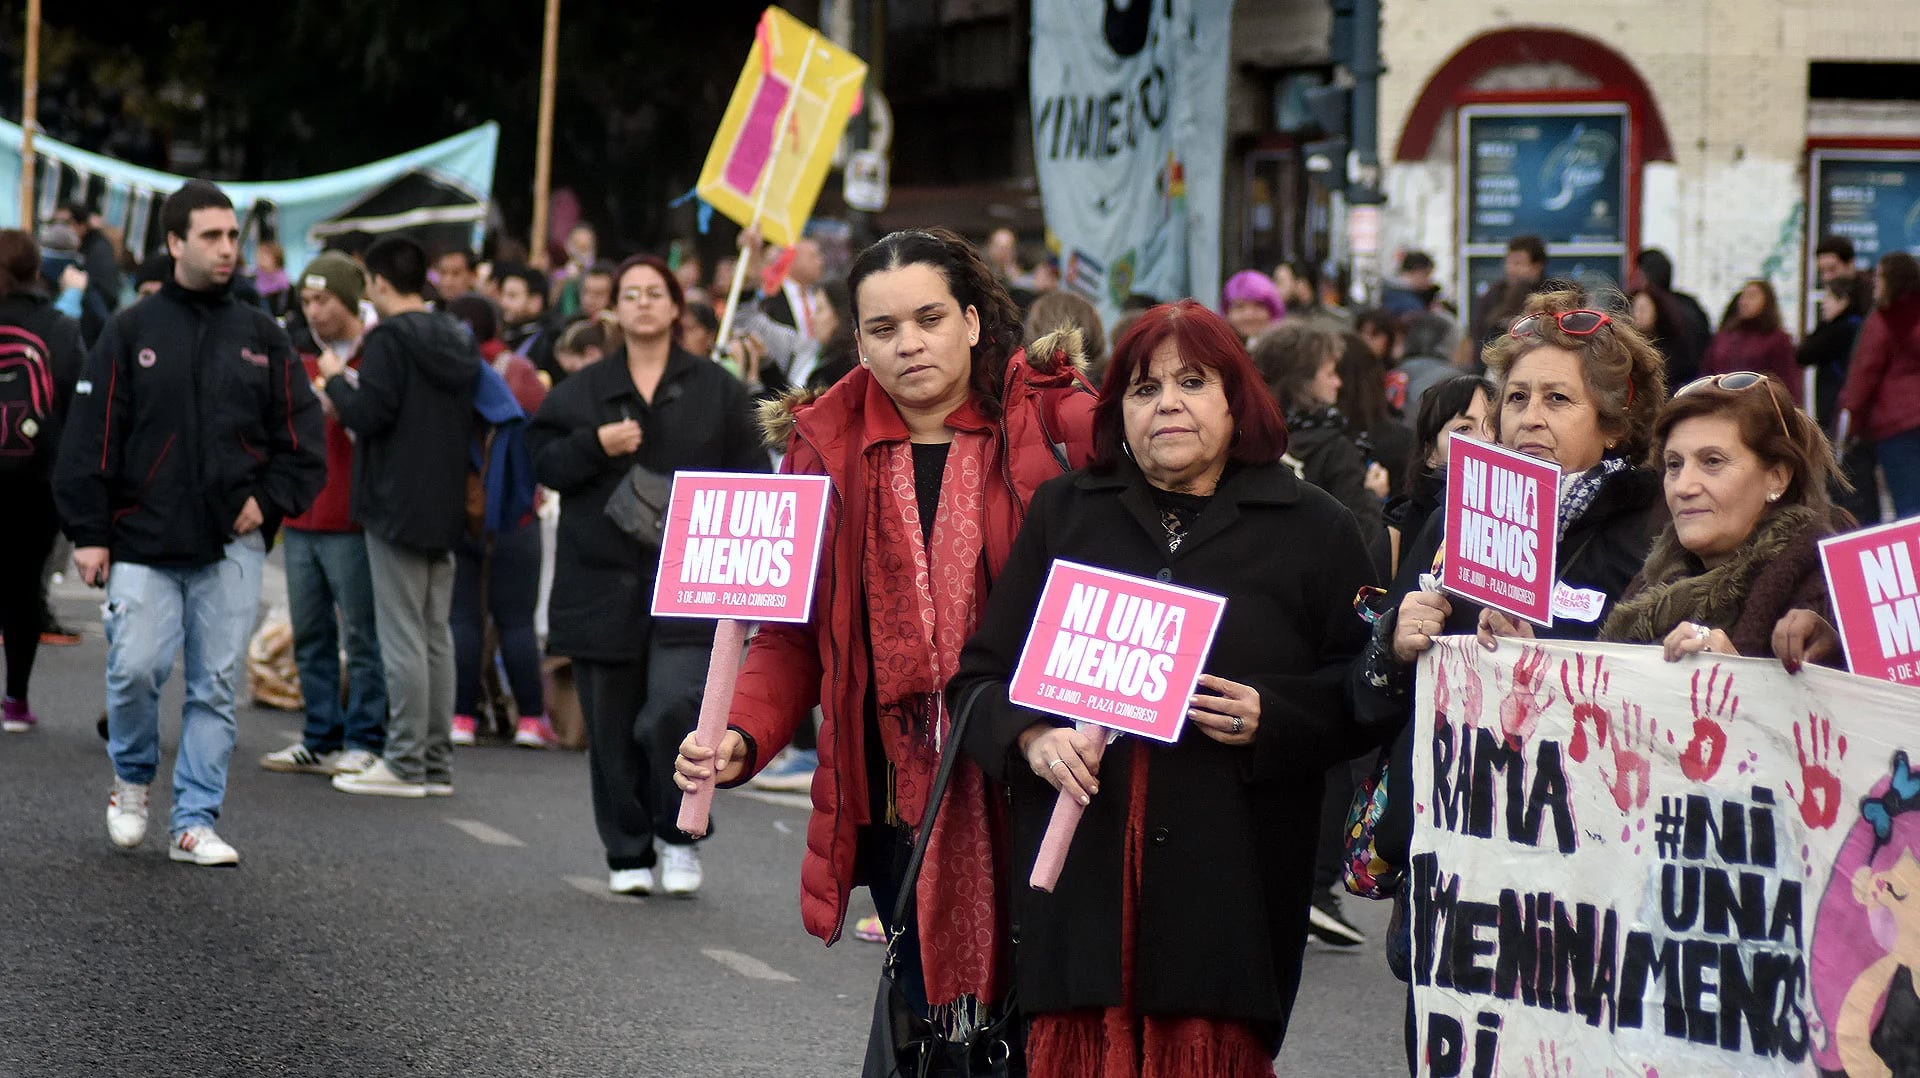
[755,332,1092,451]
[1599,504,1835,657]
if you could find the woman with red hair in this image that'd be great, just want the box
[949,300,1376,1075]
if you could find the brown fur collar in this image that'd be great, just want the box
[753,334,1089,451]
[1599,505,1832,654]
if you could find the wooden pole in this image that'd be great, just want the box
[528,0,561,270]
[18,0,41,224]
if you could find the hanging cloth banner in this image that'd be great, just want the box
[1410,637,1920,1077]
[1029,0,1233,325]
[695,7,867,249]
[1,120,499,281]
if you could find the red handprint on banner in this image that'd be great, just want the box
[1523,1039,1575,1078]
[1498,645,1556,749]
[1785,713,1847,829]
[1460,642,1485,727]
[1433,649,1452,718]
[1679,663,1738,783]
[1602,701,1655,811]
[1558,653,1612,763]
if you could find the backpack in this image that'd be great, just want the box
[0,323,56,469]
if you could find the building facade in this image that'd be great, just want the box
[1375,0,1920,330]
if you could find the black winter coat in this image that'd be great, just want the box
[528,346,769,663]
[1285,411,1383,538]
[951,460,1375,1035]
[1357,464,1661,871]
[325,310,481,554]
[0,292,85,478]
[56,279,325,567]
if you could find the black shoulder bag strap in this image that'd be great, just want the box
[884,678,996,950]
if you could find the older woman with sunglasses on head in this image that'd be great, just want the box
[1390,292,1669,658]
[1350,290,1666,1070]
[1597,371,1849,672]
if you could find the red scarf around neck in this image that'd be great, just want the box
[862,426,1007,1010]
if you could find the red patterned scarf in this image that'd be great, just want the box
[863,427,1007,1011]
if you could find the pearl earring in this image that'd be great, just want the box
[1766,490,1781,502]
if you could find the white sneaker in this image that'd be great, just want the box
[260,743,342,775]
[330,758,427,798]
[425,781,454,797]
[107,778,150,848]
[657,841,703,896]
[608,867,654,895]
[333,748,380,775]
[169,826,239,866]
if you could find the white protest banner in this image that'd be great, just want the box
[1819,515,1920,687]
[1411,637,1920,1077]
[1442,437,1560,626]
[1029,0,1232,324]
[651,472,832,624]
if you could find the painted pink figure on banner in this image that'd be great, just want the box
[669,228,1096,1050]
[947,301,1374,1076]
[1809,750,1920,1077]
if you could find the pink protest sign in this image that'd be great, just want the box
[1441,436,1560,626]
[651,472,832,624]
[1819,515,1920,686]
[1007,561,1226,743]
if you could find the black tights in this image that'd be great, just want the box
[0,479,59,701]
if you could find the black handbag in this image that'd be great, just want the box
[603,464,673,549]
[863,681,1025,1078]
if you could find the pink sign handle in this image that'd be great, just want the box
[1030,789,1085,893]
[676,618,750,838]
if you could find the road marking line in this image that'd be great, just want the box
[563,875,634,903]
[773,819,793,834]
[729,789,811,811]
[444,818,525,847]
[702,948,798,983]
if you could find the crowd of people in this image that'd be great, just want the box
[2,175,1918,1075]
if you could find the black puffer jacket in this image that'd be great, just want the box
[56,279,325,567]
[528,346,769,662]
[325,310,481,554]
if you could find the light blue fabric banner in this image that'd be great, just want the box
[1,120,498,278]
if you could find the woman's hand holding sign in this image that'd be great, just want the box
[1394,591,1454,663]
[1188,674,1259,746]
[674,728,749,790]
[1020,723,1105,806]
[1477,607,1538,652]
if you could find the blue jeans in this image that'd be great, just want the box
[284,528,386,755]
[1876,427,1920,520]
[104,533,266,834]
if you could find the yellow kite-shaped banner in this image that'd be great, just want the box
[696,8,868,249]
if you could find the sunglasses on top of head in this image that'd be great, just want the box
[1507,309,1612,339]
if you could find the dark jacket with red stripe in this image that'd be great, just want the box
[54,278,325,567]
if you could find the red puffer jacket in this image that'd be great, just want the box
[725,347,1096,944]
[1839,296,1920,443]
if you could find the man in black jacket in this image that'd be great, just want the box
[322,237,481,799]
[1799,234,1880,521]
[56,180,325,866]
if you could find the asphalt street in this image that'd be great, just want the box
[0,584,1409,1077]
